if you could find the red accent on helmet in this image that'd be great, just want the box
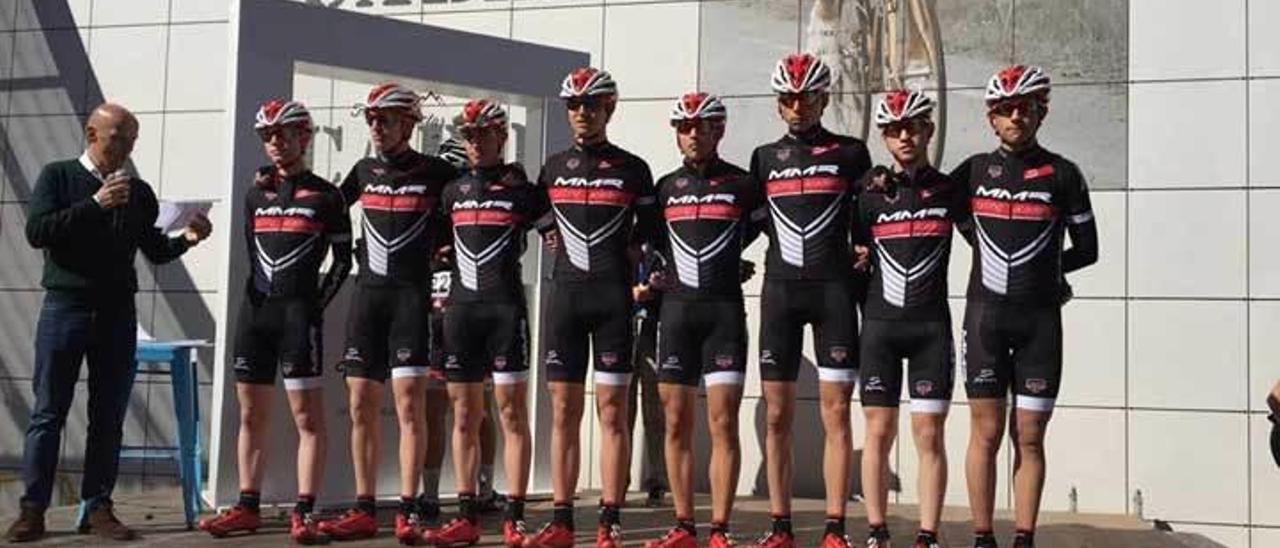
[569,68,596,94]
[367,83,398,104]
[784,54,817,90]
[884,89,910,118]
[682,93,709,115]
[261,99,285,122]
[998,65,1029,94]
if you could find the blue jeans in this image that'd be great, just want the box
[20,290,137,510]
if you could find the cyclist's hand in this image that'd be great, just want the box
[254,166,278,190]
[862,165,895,193]
[542,229,561,252]
[854,245,871,272]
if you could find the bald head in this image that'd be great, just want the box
[85,102,139,174]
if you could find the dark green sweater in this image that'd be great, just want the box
[25,158,190,293]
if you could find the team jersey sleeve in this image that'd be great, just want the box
[948,157,976,245]
[1060,161,1098,274]
[746,149,771,240]
[630,160,660,249]
[317,187,353,310]
[514,167,553,234]
[852,191,873,247]
[533,164,557,234]
[338,162,363,207]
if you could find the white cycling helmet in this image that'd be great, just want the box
[770,53,831,94]
[984,64,1051,105]
[454,99,508,131]
[254,99,314,132]
[353,82,424,120]
[559,67,618,99]
[437,137,468,170]
[874,88,934,127]
[670,92,727,124]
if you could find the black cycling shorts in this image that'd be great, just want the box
[962,300,1062,412]
[758,279,859,383]
[657,299,748,387]
[540,281,633,385]
[859,318,954,412]
[232,296,323,389]
[442,302,529,384]
[338,284,431,382]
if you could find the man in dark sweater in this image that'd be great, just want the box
[5,103,212,543]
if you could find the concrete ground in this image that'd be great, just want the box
[0,488,1222,547]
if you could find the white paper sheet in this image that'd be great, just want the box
[155,200,213,234]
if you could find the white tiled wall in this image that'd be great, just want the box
[0,0,1274,544]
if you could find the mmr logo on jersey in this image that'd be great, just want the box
[553,176,624,189]
[666,193,736,206]
[365,184,428,195]
[255,206,316,217]
[877,208,948,223]
[767,164,839,180]
[453,199,515,211]
[974,186,1051,203]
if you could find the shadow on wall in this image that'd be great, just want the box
[0,0,214,477]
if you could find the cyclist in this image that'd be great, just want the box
[321,83,457,543]
[523,67,659,548]
[426,99,549,547]
[951,65,1098,548]
[198,99,351,544]
[856,89,961,548]
[641,92,759,548]
[749,53,872,548]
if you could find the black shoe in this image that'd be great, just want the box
[476,490,503,513]
[644,487,666,508]
[974,532,998,548]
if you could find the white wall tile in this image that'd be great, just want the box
[0,292,42,379]
[1129,301,1246,411]
[699,0,798,97]
[0,203,46,291]
[2,114,85,186]
[520,0,601,9]
[88,25,168,112]
[171,0,231,22]
[1249,0,1280,77]
[1129,190,1245,298]
[1169,523,1248,548]
[1036,84,1129,190]
[422,9,512,38]
[1253,528,1280,548]
[1249,302,1280,414]
[1250,190,1280,298]
[607,99,681,177]
[9,0,95,31]
[1071,191,1124,298]
[1250,415,1280,526]
[1130,410,1248,524]
[1039,408,1127,514]
[1129,0,1245,80]
[602,2,697,99]
[423,0,513,13]
[159,111,227,200]
[91,0,170,27]
[165,23,229,111]
[127,113,163,184]
[1249,80,1280,187]
[292,72,335,109]
[1059,300,1125,408]
[511,5,604,66]
[3,30,90,115]
[1128,81,1245,189]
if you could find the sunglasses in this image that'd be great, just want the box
[459,125,501,141]
[256,127,292,142]
[672,119,721,134]
[565,98,607,112]
[364,110,402,127]
[988,99,1042,117]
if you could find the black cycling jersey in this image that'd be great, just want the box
[536,141,658,283]
[856,165,964,321]
[749,126,872,280]
[655,158,761,301]
[950,145,1097,307]
[441,163,551,304]
[244,169,351,304]
[339,149,456,287]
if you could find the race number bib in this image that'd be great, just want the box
[431,270,452,300]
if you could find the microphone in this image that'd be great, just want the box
[109,169,129,235]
